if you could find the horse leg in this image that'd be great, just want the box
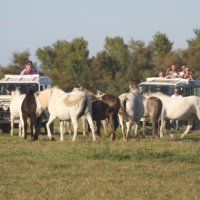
[71,117,78,142]
[19,113,25,138]
[59,121,66,141]
[134,122,139,138]
[46,114,56,141]
[22,114,28,139]
[81,115,87,136]
[85,113,96,141]
[126,121,131,140]
[18,119,22,137]
[142,118,146,137]
[31,115,38,141]
[180,119,193,138]
[96,120,101,136]
[109,114,116,141]
[101,120,108,135]
[118,115,126,141]
[10,115,14,136]
[160,116,167,138]
[152,119,156,138]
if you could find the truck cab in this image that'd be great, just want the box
[0,74,52,132]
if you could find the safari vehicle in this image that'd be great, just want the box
[0,74,52,132]
[139,77,200,129]
[139,77,200,97]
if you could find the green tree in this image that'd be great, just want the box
[154,50,183,75]
[128,38,154,84]
[0,50,31,76]
[152,32,173,58]
[36,38,90,90]
[187,28,200,47]
[89,51,112,93]
[183,28,200,78]
[104,36,129,77]
[104,36,130,94]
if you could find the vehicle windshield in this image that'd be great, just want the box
[139,84,175,96]
[0,83,39,95]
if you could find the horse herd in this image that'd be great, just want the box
[9,86,200,141]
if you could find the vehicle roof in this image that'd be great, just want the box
[139,77,200,87]
[0,74,52,85]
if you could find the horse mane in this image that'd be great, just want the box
[119,93,128,111]
[96,90,105,98]
[72,87,98,101]
[38,87,55,109]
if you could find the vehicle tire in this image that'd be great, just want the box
[1,124,11,133]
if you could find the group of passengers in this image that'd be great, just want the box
[159,64,194,80]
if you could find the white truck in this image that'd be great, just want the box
[0,74,52,132]
[139,77,200,97]
[139,77,200,129]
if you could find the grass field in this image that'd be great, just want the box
[0,123,200,200]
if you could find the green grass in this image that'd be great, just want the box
[0,124,200,200]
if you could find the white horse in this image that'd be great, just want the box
[10,90,44,138]
[146,92,200,138]
[118,91,144,140]
[10,90,25,137]
[37,87,96,141]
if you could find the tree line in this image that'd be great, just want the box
[1,29,200,95]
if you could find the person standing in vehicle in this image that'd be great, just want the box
[170,88,182,131]
[20,60,36,75]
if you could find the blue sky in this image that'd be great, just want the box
[0,0,200,66]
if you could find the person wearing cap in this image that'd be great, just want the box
[20,60,36,75]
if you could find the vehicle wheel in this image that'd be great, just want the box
[1,124,11,133]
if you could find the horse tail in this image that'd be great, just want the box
[152,97,163,121]
[77,96,88,118]
[196,106,200,120]
[112,110,119,129]
[154,98,163,132]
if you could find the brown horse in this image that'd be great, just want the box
[142,96,163,138]
[73,87,120,140]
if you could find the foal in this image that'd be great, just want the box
[21,88,42,140]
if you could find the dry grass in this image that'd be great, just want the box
[0,125,200,200]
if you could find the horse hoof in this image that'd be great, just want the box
[31,137,38,141]
[110,136,115,141]
[32,135,38,141]
[123,137,127,142]
[180,135,184,139]
[50,137,56,141]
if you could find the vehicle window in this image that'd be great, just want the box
[139,84,174,96]
[195,87,200,97]
[0,83,39,95]
[184,87,191,96]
